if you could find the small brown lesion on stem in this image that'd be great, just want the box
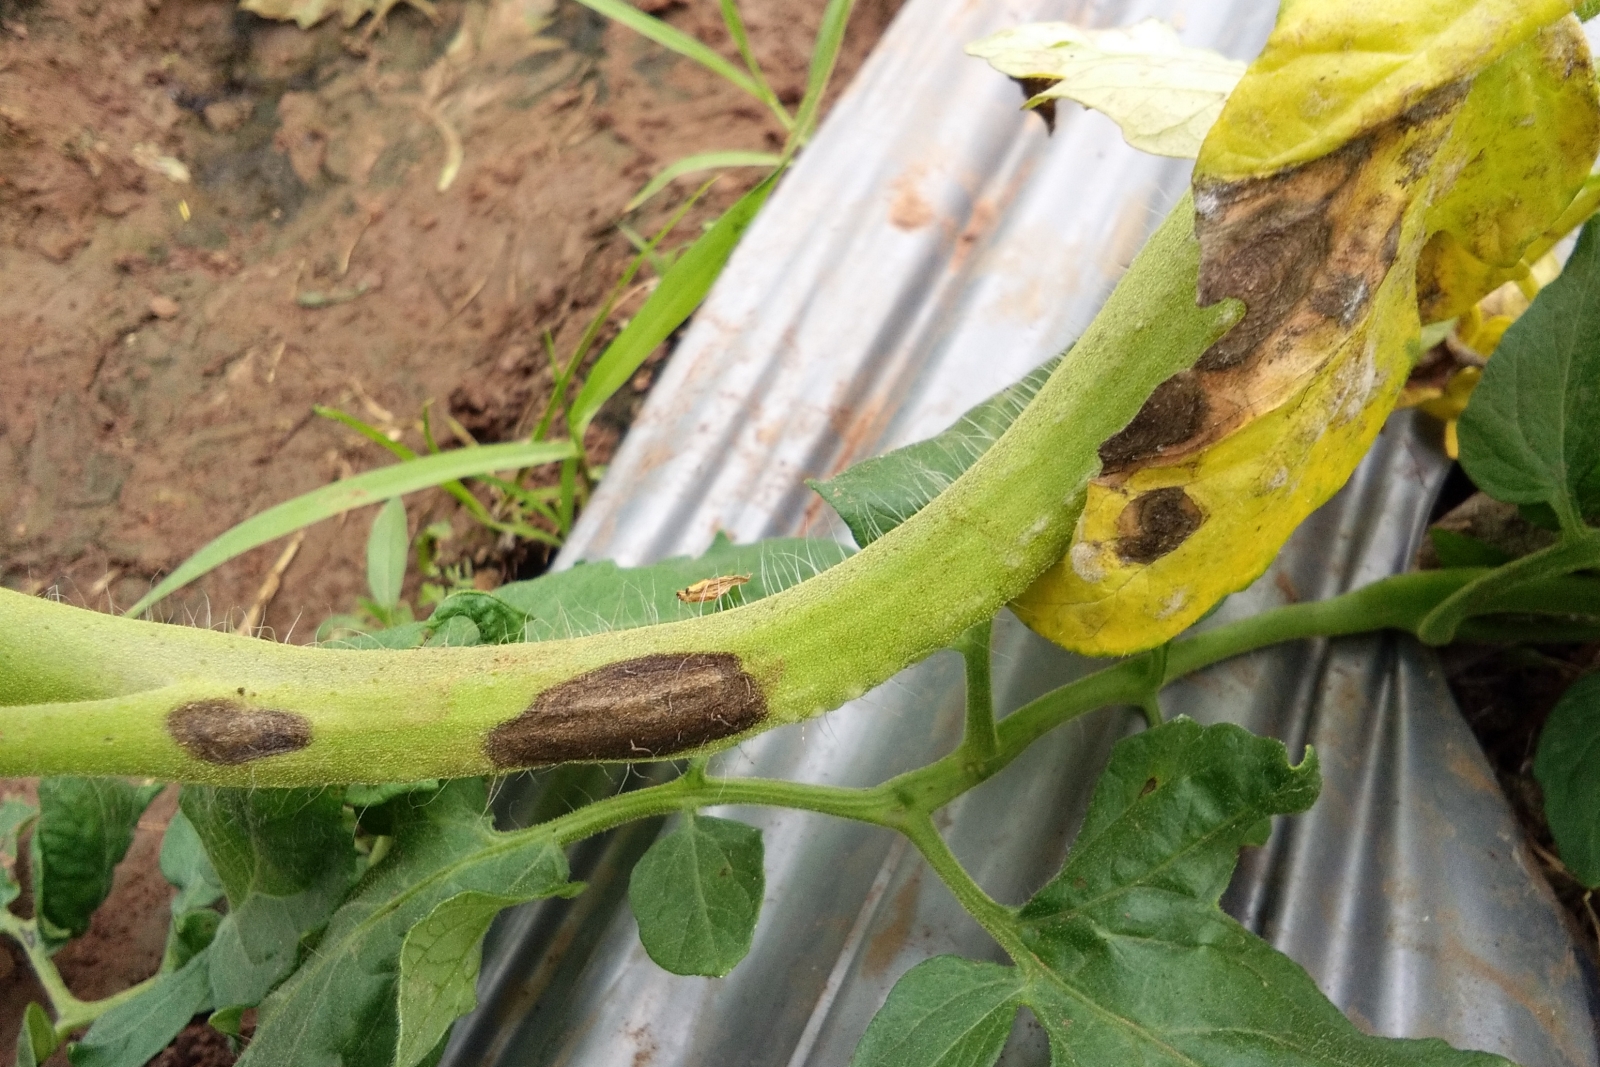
[485,652,768,768]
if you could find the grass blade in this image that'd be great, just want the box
[533,181,715,441]
[127,441,575,618]
[791,0,857,144]
[569,172,780,443]
[574,0,763,103]
[718,0,791,129]
[320,404,514,535]
[626,150,782,212]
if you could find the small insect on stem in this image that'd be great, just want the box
[676,574,751,604]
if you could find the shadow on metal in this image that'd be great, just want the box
[441,0,1600,1061]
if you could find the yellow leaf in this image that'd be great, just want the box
[1417,18,1600,321]
[1197,0,1571,180]
[964,20,1244,158]
[1013,1,1597,656]
[1015,89,1455,653]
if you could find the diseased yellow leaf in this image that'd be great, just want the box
[1198,0,1571,180]
[1418,20,1599,320]
[1010,1,1598,657]
[964,20,1244,157]
[1015,90,1455,653]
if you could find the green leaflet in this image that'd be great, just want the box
[395,891,526,1067]
[69,953,212,1067]
[16,1003,57,1067]
[1533,674,1600,887]
[0,797,35,909]
[629,814,765,977]
[1459,216,1600,534]
[1197,0,1571,179]
[31,778,162,945]
[330,534,854,649]
[159,809,224,916]
[848,957,1023,1067]
[158,809,226,972]
[811,358,1060,548]
[237,780,574,1067]
[367,497,410,611]
[181,786,357,1009]
[856,720,1511,1067]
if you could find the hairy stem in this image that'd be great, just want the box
[956,620,998,762]
[0,911,155,1035]
[0,200,1241,786]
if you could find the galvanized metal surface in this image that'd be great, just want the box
[442,0,1600,1062]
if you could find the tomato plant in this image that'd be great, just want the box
[4,1,1600,1064]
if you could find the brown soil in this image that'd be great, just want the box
[0,0,898,1058]
[0,0,898,631]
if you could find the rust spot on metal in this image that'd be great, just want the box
[167,699,312,765]
[1098,371,1209,472]
[1116,487,1203,564]
[485,652,768,767]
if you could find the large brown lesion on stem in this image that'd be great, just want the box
[168,699,313,765]
[485,652,768,767]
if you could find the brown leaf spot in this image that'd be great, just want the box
[1193,190,1336,370]
[1116,487,1203,564]
[167,699,312,765]
[1098,371,1209,472]
[485,653,768,768]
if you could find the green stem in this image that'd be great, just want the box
[0,200,1239,786]
[0,911,155,1035]
[896,814,1032,963]
[1415,532,1600,645]
[956,621,998,762]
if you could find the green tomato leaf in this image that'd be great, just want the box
[0,797,36,909]
[1428,529,1514,569]
[1533,673,1600,887]
[236,779,574,1067]
[180,786,356,1009]
[965,20,1243,157]
[1010,719,1504,1066]
[628,815,765,977]
[395,891,525,1067]
[810,357,1059,547]
[367,497,410,610]
[16,1002,57,1067]
[427,534,852,644]
[159,809,224,917]
[346,781,442,809]
[68,951,213,1067]
[31,778,162,945]
[848,956,1024,1067]
[1459,217,1600,534]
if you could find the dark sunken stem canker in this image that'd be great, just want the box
[167,699,313,765]
[485,652,768,768]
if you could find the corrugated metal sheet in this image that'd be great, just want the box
[441,0,1600,1062]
